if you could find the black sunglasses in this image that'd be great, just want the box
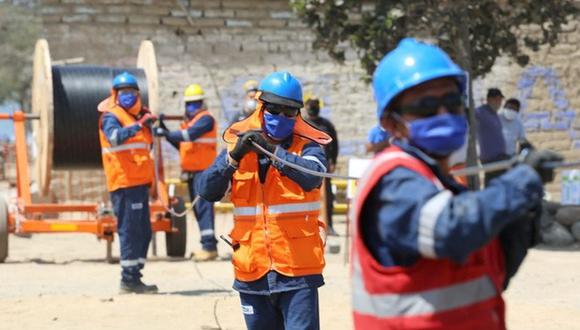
[396,92,465,117]
[263,103,300,118]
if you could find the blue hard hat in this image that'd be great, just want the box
[112,72,139,90]
[258,71,303,108]
[373,38,466,119]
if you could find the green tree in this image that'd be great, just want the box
[0,4,41,109]
[292,0,579,188]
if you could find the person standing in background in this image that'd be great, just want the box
[155,84,219,262]
[499,98,529,157]
[304,98,340,236]
[229,79,259,125]
[476,88,508,185]
[98,72,158,294]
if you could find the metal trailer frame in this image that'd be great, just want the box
[0,111,186,263]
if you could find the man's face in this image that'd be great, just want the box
[246,90,257,99]
[488,96,504,111]
[382,77,462,139]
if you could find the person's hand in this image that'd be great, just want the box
[158,113,168,129]
[328,161,336,173]
[245,131,275,154]
[519,139,534,153]
[229,132,255,162]
[523,149,563,184]
[137,113,157,127]
[154,127,168,137]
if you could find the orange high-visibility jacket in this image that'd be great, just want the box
[223,108,332,282]
[179,110,217,171]
[98,97,154,192]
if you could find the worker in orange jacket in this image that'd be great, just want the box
[98,72,158,294]
[155,84,218,261]
[196,71,332,329]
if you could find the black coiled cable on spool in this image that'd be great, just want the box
[51,66,149,169]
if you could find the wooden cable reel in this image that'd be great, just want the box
[31,39,159,196]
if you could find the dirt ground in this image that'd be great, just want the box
[1,213,580,330]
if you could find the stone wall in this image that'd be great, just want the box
[3,0,580,201]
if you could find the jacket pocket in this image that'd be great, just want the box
[230,221,255,273]
[279,220,324,269]
[231,171,255,204]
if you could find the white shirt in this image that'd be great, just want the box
[499,109,526,156]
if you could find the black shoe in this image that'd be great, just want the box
[119,280,158,294]
[327,227,339,237]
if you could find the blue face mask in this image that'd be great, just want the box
[263,112,295,141]
[185,102,203,118]
[118,91,138,110]
[407,114,468,157]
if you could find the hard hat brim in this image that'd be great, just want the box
[184,95,204,102]
[259,91,303,109]
[114,83,139,90]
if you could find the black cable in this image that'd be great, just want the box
[51,65,149,169]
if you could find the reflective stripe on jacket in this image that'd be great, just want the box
[179,110,217,171]
[224,109,328,282]
[351,146,506,330]
[98,97,153,192]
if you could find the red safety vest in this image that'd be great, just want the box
[351,146,506,330]
[97,97,154,192]
[179,110,217,171]
[223,108,332,282]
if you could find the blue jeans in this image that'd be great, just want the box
[187,172,217,251]
[110,185,151,283]
[239,288,320,330]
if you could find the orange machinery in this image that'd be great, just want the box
[0,111,186,263]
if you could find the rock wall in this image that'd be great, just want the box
[4,0,580,201]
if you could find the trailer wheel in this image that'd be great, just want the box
[165,197,187,257]
[0,199,8,263]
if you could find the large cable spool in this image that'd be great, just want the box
[31,39,159,196]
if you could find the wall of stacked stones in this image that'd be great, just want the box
[4,0,580,204]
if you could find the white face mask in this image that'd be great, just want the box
[244,99,257,112]
[501,108,519,121]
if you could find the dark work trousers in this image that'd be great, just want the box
[187,171,217,251]
[324,177,335,230]
[239,288,320,330]
[110,184,152,283]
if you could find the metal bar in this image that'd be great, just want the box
[17,218,173,234]
[450,158,580,177]
[450,158,517,176]
[13,111,32,205]
[0,113,40,120]
[160,115,183,121]
[19,219,108,234]
[24,204,99,213]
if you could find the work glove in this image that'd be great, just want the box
[137,113,157,127]
[518,139,535,153]
[229,132,255,162]
[522,149,563,184]
[153,127,168,137]
[158,113,168,130]
[245,131,276,155]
